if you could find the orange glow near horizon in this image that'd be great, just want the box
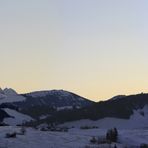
[1,0,148,101]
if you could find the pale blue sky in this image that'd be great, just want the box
[0,0,148,101]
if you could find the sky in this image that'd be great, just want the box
[0,0,148,101]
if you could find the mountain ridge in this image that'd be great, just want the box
[0,87,148,128]
[0,88,94,124]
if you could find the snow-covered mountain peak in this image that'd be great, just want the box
[0,88,6,97]
[27,89,74,98]
[0,88,4,93]
[0,88,6,99]
[3,88,18,96]
[20,89,93,110]
[0,88,25,104]
[26,89,88,103]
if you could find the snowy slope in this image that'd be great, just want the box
[61,105,148,129]
[3,109,33,126]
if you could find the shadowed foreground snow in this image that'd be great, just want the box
[0,126,148,148]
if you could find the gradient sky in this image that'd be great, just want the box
[0,0,148,101]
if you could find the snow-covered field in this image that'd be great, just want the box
[61,106,148,130]
[0,126,147,148]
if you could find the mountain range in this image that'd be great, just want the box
[0,88,148,128]
[0,88,93,124]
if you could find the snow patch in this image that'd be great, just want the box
[3,108,33,126]
[57,106,73,111]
